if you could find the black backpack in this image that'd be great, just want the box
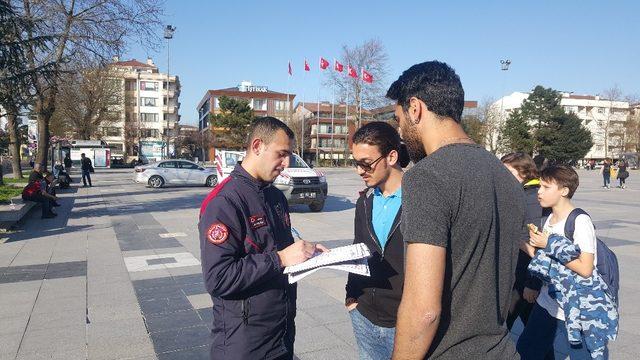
[562,208,620,305]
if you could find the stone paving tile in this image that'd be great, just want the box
[149,325,211,354]
[139,295,193,316]
[18,324,86,356]
[15,348,87,360]
[186,293,212,310]
[156,345,209,360]
[27,309,87,330]
[87,303,142,323]
[0,331,23,359]
[294,325,351,355]
[296,344,356,360]
[144,309,205,334]
[87,334,156,360]
[196,308,213,329]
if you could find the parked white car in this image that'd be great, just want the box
[134,160,218,188]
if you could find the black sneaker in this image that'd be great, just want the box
[42,213,58,219]
[52,202,61,207]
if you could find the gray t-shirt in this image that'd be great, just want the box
[401,143,524,360]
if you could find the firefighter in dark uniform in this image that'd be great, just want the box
[199,117,328,360]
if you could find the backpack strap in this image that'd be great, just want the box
[564,208,589,241]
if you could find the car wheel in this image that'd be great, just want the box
[309,199,325,212]
[148,175,164,188]
[206,175,217,187]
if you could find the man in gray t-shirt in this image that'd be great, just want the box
[387,61,524,359]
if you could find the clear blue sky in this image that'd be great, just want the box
[125,0,640,126]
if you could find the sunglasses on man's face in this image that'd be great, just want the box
[352,155,385,172]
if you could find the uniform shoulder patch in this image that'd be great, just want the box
[206,223,229,245]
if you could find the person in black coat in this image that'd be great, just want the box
[80,153,93,187]
[501,152,548,330]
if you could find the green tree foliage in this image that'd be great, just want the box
[209,96,255,149]
[461,115,486,145]
[502,85,593,164]
[502,109,535,153]
[545,113,593,164]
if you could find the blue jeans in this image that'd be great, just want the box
[82,170,92,186]
[603,173,610,187]
[517,303,606,359]
[349,308,395,360]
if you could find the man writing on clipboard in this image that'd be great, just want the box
[199,117,328,360]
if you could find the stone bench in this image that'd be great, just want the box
[0,196,38,230]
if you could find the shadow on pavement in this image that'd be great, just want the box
[290,195,355,213]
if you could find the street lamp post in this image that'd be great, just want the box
[498,59,511,150]
[164,25,176,159]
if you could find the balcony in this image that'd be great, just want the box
[163,106,177,114]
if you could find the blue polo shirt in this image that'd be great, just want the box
[372,187,402,250]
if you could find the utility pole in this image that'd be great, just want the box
[164,25,176,159]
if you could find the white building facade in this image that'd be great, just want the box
[106,57,181,162]
[492,92,629,160]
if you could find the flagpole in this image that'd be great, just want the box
[344,74,349,167]
[330,82,335,167]
[301,60,305,160]
[316,65,320,167]
[359,69,363,126]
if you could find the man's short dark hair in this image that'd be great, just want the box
[81,153,85,156]
[386,61,465,123]
[247,116,295,148]
[352,121,401,156]
[540,164,579,198]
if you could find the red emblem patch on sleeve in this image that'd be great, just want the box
[207,223,229,245]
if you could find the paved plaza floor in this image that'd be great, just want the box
[0,167,638,359]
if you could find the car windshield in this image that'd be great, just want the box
[288,155,309,168]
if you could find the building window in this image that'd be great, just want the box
[109,143,124,152]
[253,99,267,111]
[597,107,605,114]
[126,97,136,106]
[141,128,159,138]
[140,81,158,91]
[140,97,157,106]
[275,101,289,111]
[125,81,136,91]
[103,127,122,137]
[141,113,158,122]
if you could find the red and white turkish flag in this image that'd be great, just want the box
[320,57,329,70]
[334,60,344,72]
[362,69,373,83]
[348,65,358,78]
[304,59,310,71]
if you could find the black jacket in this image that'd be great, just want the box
[345,188,404,328]
[199,165,296,360]
[513,182,547,293]
[81,157,92,171]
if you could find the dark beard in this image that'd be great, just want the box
[403,126,427,163]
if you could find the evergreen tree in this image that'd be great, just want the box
[502,85,593,164]
[501,109,534,154]
[210,96,255,149]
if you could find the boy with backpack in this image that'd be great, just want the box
[517,165,618,359]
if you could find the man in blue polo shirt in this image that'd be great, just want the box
[345,121,406,360]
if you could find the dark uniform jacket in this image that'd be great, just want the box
[199,165,296,360]
[345,188,404,328]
